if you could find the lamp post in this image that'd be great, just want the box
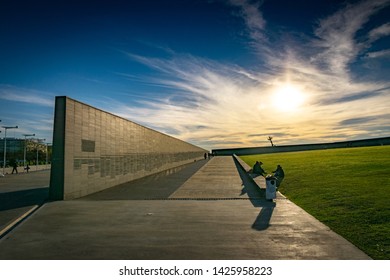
[2,125,18,175]
[35,138,46,171]
[23,133,35,170]
[45,142,51,168]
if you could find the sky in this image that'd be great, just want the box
[0,0,389,150]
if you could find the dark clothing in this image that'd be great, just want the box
[273,165,285,187]
[11,161,18,174]
[273,166,284,178]
[253,161,266,176]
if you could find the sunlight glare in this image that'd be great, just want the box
[271,84,305,112]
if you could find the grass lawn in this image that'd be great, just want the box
[240,145,390,260]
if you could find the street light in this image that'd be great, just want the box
[23,133,35,170]
[45,142,52,168]
[2,125,18,175]
[35,138,46,171]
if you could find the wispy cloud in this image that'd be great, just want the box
[3,1,385,150]
[339,115,386,126]
[0,85,55,141]
[365,49,390,59]
[229,0,267,42]
[118,49,389,149]
[228,0,276,59]
[0,85,55,107]
[368,22,390,42]
[311,0,389,75]
[318,86,389,105]
[113,0,389,150]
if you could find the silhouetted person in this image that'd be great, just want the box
[273,164,285,187]
[11,159,18,174]
[25,164,30,173]
[204,153,207,160]
[251,161,266,178]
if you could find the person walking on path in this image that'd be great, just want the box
[11,159,18,174]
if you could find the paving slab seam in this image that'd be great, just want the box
[132,197,260,200]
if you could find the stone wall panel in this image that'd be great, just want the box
[50,96,207,200]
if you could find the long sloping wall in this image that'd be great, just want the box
[49,96,207,200]
[212,136,390,156]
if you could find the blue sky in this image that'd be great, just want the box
[0,0,389,150]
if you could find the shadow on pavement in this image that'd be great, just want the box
[233,155,275,230]
[0,188,49,211]
[79,160,208,200]
[251,204,275,230]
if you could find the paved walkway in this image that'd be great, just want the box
[0,170,50,237]
[0,164,51,176]
[0,157,370,259]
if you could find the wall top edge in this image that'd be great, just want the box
[212,136,390,153]
[56,96,207,152]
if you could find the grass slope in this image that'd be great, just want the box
[241,146,390,259]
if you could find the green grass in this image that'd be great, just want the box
[241,146,390,259]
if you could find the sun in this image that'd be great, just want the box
[271,84,305,112]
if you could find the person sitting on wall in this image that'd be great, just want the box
[273,164,285,187]
[250,161,266,178]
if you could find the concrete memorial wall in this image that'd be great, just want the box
[49,96,207,200]
[213,136,390,156]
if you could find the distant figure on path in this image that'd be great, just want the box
[11,159,18,174]
[25,164,30,173]
[204,153,207,160]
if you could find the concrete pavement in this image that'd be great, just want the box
[0,170,50,237]
[0,156,370,259]
[0,164,51,176]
